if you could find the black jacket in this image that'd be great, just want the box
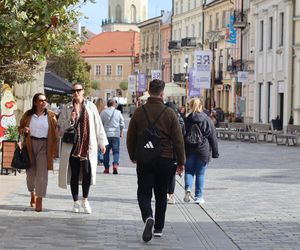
[185,112,219,162]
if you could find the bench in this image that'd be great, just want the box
[216,122,228,138]
[240,123,273,142]
[275,125,300,146]
[218,123,247,140]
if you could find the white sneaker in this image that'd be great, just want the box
[184,191,191,202]
[195,197,205,204]
[168,194,176,204]
[72,201,80,213]
[82,200,92,214]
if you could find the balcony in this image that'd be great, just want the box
[168,40,181,50]
[228,59,245,73]
[173,73,185,82]
[181,37,196,48]
[233,11,247,29]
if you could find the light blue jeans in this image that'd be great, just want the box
[184,154,208,199]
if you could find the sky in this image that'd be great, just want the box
[78,0,172,34]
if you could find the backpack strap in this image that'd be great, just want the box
[142,105,168,126]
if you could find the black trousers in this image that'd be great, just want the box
[167,164,177,194]
[136,157,173,231]
[69,154,91,201]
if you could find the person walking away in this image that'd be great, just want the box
[165,101,185,204]
[184,98,219,204]
[18,93,58,212]
[58,83,108,214]
[127,79,185,242]
[95,98,105,164]
[100,99,125,174]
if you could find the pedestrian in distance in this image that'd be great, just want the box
[127,79,185,242]
[165,101,185,205]
[58,83,108,214]
[18,93,58,212]
[95,98,106,164]
[184,98,219,204]
[100,99,125,174]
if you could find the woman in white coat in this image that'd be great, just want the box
[58,83,108,214]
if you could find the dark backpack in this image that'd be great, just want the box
[185,123,204,148]
[135,105,167,164]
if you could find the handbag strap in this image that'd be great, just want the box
[106,109,116,126]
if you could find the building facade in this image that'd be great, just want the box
[80,31,140,102]
[102,0,148,32]
[252,0,294,126]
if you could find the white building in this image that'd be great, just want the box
[102,0,148,32]
[253,0,294,126]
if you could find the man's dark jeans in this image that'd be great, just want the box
[136,157,174,231]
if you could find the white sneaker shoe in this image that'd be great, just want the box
[168,194,176,204]
[72,201,80,213]
[82,200,92,214]
[195,197,205,204]
[184,191,191,202]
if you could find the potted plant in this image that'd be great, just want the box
[4,125,19,141]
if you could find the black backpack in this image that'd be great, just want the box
[135,105,168,164]
[185,123,204,148]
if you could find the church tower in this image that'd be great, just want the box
[102,0,148,32]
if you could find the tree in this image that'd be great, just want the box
[0,0,94,84]
[91,80,100,90]
[47,47,91,93]
[119,81,128,91]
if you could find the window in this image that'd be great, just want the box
[106,65,112,76]
[180,0,183,13]
[175,2,178,15]
[269,17,273,49]
[194,0,197,8]
[260,20,264,51]
[279,12,284,46]
[209,15,213,31]
[130,5,137,23]
[192,24,195,37]
[174,30,177,40]
[116,65,123,76]
[227,48,232,71]
[199,21,202,38]
[116,4,121,22]
[95,65,101,75]
[222,10,227,28]
[186,26,189,37]
[216,13,219,30]
[179,28,181,39]
[188,0,191,10]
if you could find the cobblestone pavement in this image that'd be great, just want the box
[0,114,299,249]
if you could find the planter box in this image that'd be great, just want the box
[1,140,17,175]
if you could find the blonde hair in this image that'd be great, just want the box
[95,98,105,113]
[189,98,204,113]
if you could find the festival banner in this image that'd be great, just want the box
[188,68,201,97]
[151,70,161,80]
[226,15,237,44]
[194,50,212,89]
[128,75,136,93]
[138,73,147,92]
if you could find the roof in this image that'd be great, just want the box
[80,31,140,57]
[44,71,72,94]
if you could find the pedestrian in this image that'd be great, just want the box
[127,79,185,242]
[165,101,185,204]
[58,83,108,214]
[100,99,125,174]
[184,98,219,204]
[95,98,105,164]
[18,93,58,212]
[179,106,186,119]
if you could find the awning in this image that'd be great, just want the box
[44,71,72,95]
[139,82,186,100]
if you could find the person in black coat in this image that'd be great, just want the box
[165,102,185,204]
[183,98,219,204]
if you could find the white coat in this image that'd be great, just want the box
[57,100,108,189]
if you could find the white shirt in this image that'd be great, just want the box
[29,114,49,138]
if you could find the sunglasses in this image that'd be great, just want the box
[38,99,48,103]
[71,89,83,93]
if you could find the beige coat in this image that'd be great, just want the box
[57,100,108,189]
[19,109,58,170]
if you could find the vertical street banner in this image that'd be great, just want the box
[194,50,212,89]
[128,75,136,93]
[188,68,201,97]
[138,73,147,92]
[151,70,161,80]
[226,15,237,44]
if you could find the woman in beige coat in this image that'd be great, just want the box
[58,83,108,214]
[19,93,58,212]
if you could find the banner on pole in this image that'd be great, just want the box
[128,75,136,93]
[194,50,212,89]
[138,73,147,92]
[151,70,161,80]
[188,68,201,97]
[237,71,248,83]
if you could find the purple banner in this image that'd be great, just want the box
[138,73,147,92]
[188,68,200,97]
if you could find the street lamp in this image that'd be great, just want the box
[184,62,189,112]
[206,31,221,111]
